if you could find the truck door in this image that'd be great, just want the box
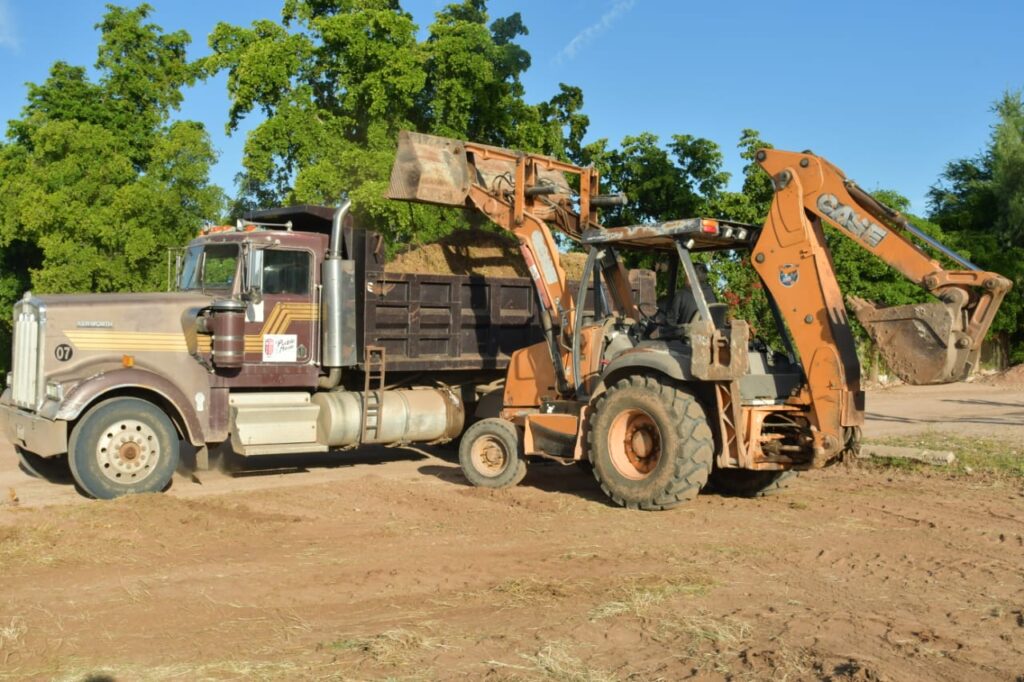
[246,247,317,366]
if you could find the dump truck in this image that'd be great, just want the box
[0,204,654,499]
[388,132,1012,508]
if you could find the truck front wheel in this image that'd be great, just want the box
[588,375,713,510]
[68,397,180,499]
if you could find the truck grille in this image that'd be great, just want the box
[11,298,45,410]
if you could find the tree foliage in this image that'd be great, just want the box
[201,0,588,250]
[928,91,1024,362]
[0,4,224,373]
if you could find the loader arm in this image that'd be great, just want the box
[750,148,1011,458]
[387,131,639,392]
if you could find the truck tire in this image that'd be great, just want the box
[588,375,713,510]
[707,469,797,497]
[16,446,72,483]
[68,397,180,500]
[458,418,527,488]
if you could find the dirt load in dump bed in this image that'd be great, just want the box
[387,228,588,280]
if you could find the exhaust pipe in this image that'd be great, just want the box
[328,199,351,260]
[322,200,352,368]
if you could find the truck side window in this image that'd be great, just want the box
[262,249,310,296]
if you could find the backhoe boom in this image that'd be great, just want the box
[752,148,1011,459]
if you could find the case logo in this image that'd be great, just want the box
[779,264,799,287]
[817,193,888,247]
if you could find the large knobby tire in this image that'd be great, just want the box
[68,397,180,500]
[458,418,528,488]
[707,469,797,498]
[588,375,713,510]
[16,446,72,483]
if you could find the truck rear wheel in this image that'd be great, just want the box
[588,375,713,510]
[68,397,180,500]
[458,418,527,488]
[707,469,797,497]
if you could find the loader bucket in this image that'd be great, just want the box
[388,131,473,206]
[847,297,973,385]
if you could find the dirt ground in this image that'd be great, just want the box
[1,382,1022,681]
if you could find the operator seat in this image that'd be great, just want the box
[664,263,728,328]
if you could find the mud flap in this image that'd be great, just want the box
[848,297,972,385]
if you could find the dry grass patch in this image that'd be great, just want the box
[653,610,751,674]
[45,659,305,682]
[488,641,615,682]
[327,627,444,665]
[0,615,28,663]
[489,576,579,606]
[0,522,64,571]
[589,573,711,621]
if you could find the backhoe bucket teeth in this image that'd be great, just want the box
[387,131,473,206]
[848,296,973,385]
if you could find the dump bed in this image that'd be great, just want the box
[361,268,656,372]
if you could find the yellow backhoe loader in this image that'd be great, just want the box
[388,131,1011,509]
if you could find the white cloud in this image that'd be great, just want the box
[0,0,18,51]
[557,0,636,62]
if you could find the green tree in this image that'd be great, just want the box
[0,4,224,374]
[991,92,1024,243]
[581,131,729,228]
[202,0,586,250]
[929,90,1024,363]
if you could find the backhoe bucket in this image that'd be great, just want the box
[388,131,473,206]
[848,297,973,385]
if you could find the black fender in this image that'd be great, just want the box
[55,367,205,446]
[591,346,694,399]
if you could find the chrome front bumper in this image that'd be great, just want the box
[0,390,67,457]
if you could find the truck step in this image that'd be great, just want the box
[229,392,321,451]
[230,441,329,457]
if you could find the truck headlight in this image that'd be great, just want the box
[4,372,10,388]
[45,382,63,401]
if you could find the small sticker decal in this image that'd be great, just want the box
[55,344,74,362]
[779,264,799,287]
[262,334,298,362]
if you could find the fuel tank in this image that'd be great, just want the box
[312,388,464,447]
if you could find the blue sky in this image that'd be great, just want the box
[1,0,1022,215]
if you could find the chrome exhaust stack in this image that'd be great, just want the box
[321,200,356,369]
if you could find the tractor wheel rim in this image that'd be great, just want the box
[470,435,509,477]
[608,408,661,480]
[96,419,160,484]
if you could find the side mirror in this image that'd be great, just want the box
[242,243,264,304]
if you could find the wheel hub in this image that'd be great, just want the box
[608,409,661,480]
[470,436,508,477]
[96,419,160,483]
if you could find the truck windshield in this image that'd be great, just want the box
[178,243,240,291]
